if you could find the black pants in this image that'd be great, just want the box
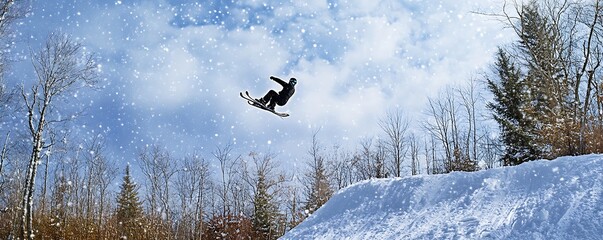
[263,90,286,107]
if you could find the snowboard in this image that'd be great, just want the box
[240,91,290,117]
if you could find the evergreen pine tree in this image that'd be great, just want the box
[253,173,277,239]
[518,1,574,157]
[304,132,333,215]
[304,158,332,214]
[487,48,541,166]
[115,165,144,239]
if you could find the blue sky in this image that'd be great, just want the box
[7,0,515,170]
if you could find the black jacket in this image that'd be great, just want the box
[271,76,295,104]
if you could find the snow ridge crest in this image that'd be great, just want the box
[282,155,603,240]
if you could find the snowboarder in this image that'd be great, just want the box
[256,76,297,110]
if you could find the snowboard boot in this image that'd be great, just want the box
[267,102,276,111]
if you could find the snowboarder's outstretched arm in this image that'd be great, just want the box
[270,76,288,87]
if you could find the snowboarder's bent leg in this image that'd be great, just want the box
[262,90,277,101]
[261,90,278,107]
[267,94,289,110]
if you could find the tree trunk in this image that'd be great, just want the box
[21,127,43,239]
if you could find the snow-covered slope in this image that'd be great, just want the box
[282,155,603,240]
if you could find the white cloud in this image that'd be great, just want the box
[338,0,383,16]
[277,0,515,144]
[62,0,516,160]
[133,43,200,107]
[291,1,330,15]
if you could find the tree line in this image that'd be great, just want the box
[2,0,603,239]
[487,0,603,164]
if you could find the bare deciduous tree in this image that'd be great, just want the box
[0,0,26,82]
[408,133,420,175]
[352,138,374,180]
[423,92,452,171]
[174,153,211,240]
[138,143,178,235]
[212,143,241,217]
[0,132,8,184]
[82,136,117,237]
[424,86,480,173]
[379,108,410,177]
[0,1,26,223]
[19,33,97,239]
[325,144,355,190]
[458,78,480,163]
[350,137,389,181]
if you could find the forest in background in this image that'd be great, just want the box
[2,0,603,239]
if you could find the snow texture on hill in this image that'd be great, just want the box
[281,155,603,240]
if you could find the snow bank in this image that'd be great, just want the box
[282,155,603,240]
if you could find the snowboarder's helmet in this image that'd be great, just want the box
[289,78,297,86]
